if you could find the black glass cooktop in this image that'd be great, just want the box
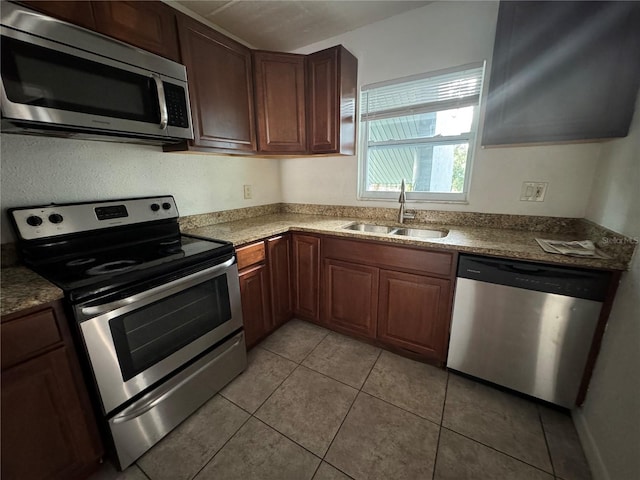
[26,234,233,298]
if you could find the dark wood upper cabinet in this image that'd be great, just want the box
[306,45,358,155]
[91,1,180,62]
[172,15,257,154]
[267,235,292,327]
[253,51,307,153]
[483,1,640,146]
[377,270,452,364]
[292,234,321,323]
[19,1,96,29]
[1,302,103,480]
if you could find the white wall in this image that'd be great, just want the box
[282,1,602,217]
[0,134,281,243]
[574,92,640,480]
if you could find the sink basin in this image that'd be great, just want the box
[390,228,447,239]
[342,223,447,238]
[343,223,397,234]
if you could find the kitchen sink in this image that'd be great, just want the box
[343,223,398,234]
[390,228,447,239]
[342,223,447,238]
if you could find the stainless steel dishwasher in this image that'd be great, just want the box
[447,254,611,407]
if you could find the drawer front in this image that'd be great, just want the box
[236,241,266,270]
[323,237,454,277]
[1,308,62,369]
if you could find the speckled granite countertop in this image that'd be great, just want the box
[1,266,64,317]
[185,213,633,271]
[1,210,632,317]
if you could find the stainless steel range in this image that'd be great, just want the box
[9,196,247,469]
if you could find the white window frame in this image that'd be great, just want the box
[357,62,486,203]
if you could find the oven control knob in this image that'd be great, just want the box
[48,213,64,224]
[162,202,172,210]
[150,203,160,212]
[26,215,43,227]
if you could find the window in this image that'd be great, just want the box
[358,62,485,202]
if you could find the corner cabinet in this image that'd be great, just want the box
[1,301,103,480]
[307,46,358,155]
[253,52,307,153]
[292,234,321,323]
[267,235,292,327]
[483,1,640,146]
[173,15,257,154]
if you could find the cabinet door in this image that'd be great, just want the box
[177,16,257,153]
[253,52,306,153]
[377,270,452,363]
[292,234,321,323]
[483,1,640,145]
[323,258,378,339]
[239,264,272,349]
[267,235,292,327]
[306,45,357,155]
[92,1,180,61]
[20,1,96,29]
[1,347,101,480]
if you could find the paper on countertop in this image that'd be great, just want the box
[535,238,611,259]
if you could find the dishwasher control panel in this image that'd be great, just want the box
[457,254,611,301]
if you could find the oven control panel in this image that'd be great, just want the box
[11,196,179,240]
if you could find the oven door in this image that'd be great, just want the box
[75,258,243,414]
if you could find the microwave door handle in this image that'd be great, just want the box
[80,257,235,317]
[151,74,168,129]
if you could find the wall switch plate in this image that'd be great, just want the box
[520,182,547,202]
[243,185,252,199]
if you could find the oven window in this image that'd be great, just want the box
[1,36,159,123]
[109,275,232,381]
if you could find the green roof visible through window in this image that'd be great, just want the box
[358,62,485,202]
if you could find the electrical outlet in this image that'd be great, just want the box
[243,185,252,199]
[520,182,548,202]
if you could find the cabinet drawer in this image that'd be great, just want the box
[323,237,454,277]
[237,241,266,270]
[1,308,62,369]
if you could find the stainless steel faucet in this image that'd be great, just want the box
[398,179,416,223]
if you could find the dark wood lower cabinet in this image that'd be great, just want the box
[267,235,292,327]
[1,302,103,480]
[377,270,452,362]
[292,234,321,323]
[239,263,272,349]
[323,258,378,339]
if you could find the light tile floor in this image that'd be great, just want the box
[90,319,592,480]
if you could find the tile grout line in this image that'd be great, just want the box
[187,413,254,480]
[316,349,384,478]
[537,404,557,478]
[440,425,556,476]
[180,329,316,480]
[431,372,450,480]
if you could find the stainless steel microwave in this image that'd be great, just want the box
[0,3,193,145]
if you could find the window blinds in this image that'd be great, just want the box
[361,63,485,121]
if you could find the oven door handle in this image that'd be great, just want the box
[80,257,235,317]
[111,335,243,424]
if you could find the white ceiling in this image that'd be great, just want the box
[176,0,431,51]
